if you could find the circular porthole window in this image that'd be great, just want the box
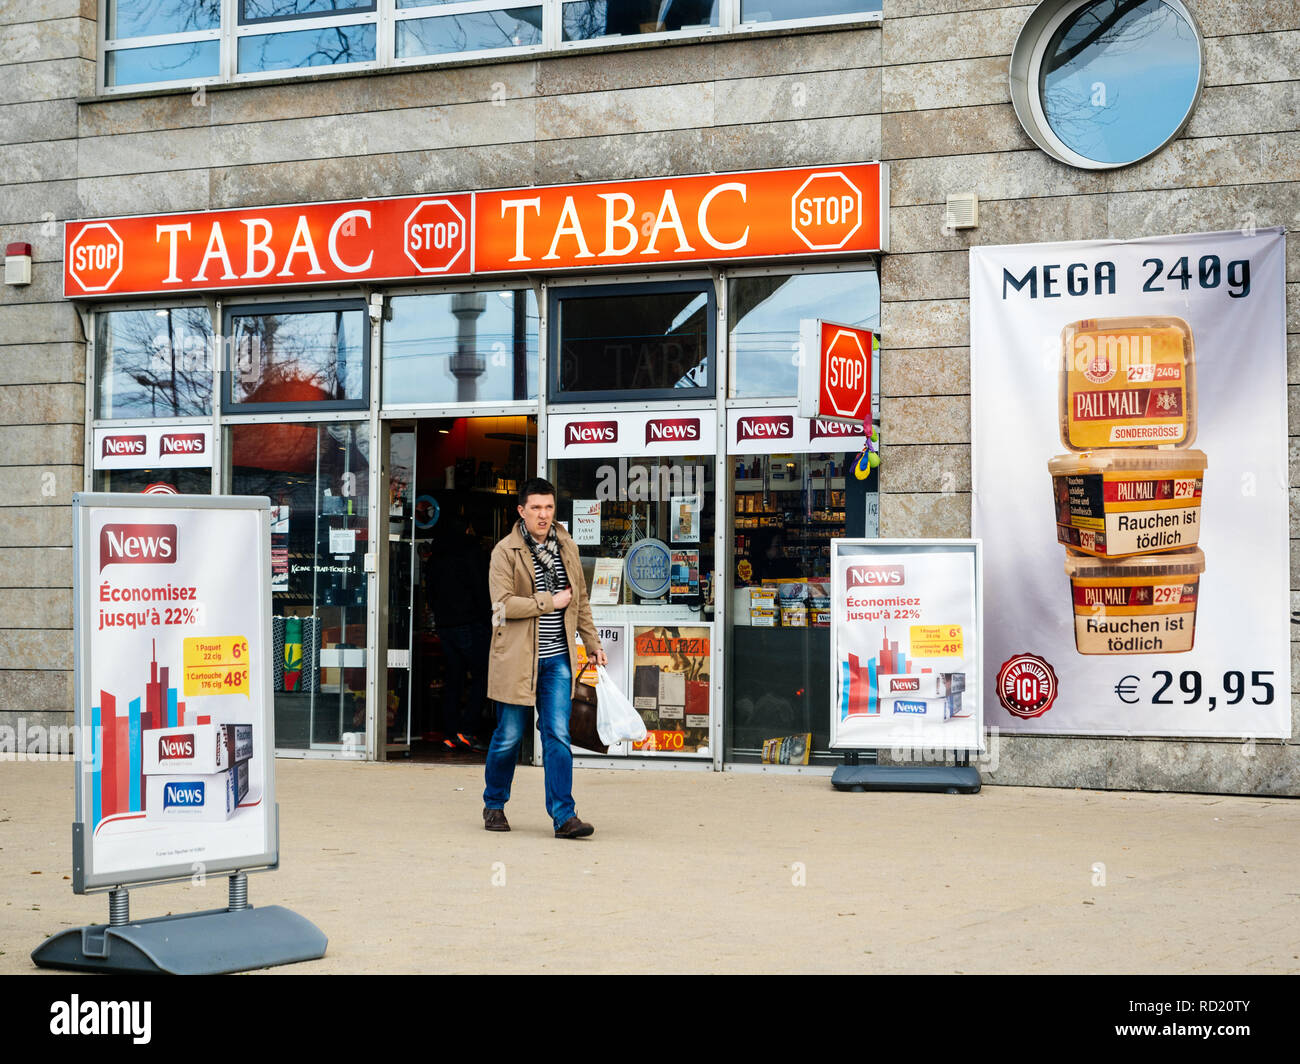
[1009,0,1203,169]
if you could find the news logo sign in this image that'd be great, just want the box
[99,524,177,571]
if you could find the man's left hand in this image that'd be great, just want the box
[593,649,608,666]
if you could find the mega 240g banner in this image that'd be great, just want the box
[971,229,1290,737]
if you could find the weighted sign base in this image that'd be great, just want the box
[31,905,327,975]
[831,764,982,794]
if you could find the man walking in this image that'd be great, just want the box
[483,478,606,838]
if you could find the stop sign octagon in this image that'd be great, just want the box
[67,222,125,294]
[791,171,863,252]
[403,199,467,274]
[821,327,870,421]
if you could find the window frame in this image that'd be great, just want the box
[97,0,882,94]
[1008,0,1204,171]
[222,297,373,415]
[548,278,717,404]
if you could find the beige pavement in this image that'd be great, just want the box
[1,758,1297,974]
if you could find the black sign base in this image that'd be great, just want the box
[30,904,327,975]
[831,764,982,794]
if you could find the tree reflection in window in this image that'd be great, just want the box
[96,308,214,419]
[1039,0,1199,165]
[229,305,366,407]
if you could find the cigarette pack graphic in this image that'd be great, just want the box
[881,691,964,720]
[142,722,253,775]
[1064,547,1204,654]
[145,760,249,823]
[878,672,966,698]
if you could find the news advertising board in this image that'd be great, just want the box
[971,229,1290,737]
[73,493,277,893]
[830,540,983,753]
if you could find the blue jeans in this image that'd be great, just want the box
[483,654,575,829]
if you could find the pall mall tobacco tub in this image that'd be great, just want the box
[1063,547,1205,655]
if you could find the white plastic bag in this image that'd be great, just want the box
[595,665,647,746]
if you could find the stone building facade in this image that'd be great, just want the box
[0,0,1295,792]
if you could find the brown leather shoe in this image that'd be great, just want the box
[483,807,510,832]
[554,816,594,839]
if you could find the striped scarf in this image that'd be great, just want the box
[519,518,562,591]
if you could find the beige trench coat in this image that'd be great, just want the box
[486,522,602,706]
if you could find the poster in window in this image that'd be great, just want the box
[630,625,712,757]
[669,549,700,601]
[670,494,700,543]
[572,499,601,545]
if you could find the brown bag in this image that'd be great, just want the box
[570,681,608,754]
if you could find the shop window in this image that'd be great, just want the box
[550,281,714,402]
[396,5,544,58]
[726,448,867,762]
[229,420,371,751]
[382,289,539,406]
[95,307,214,419]
[1009,0,1202,169]
[103,1,221,87]
[224,300,368,412]
[561,0,719,41]
[728,270,878,399]
[739,0,880,23]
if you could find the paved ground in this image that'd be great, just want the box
[2,758,1298,974]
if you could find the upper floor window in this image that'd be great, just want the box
[95,306,214,419]
[100,0,881,91]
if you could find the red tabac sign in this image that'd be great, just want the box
[64,163,887,298]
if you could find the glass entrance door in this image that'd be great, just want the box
[385,415,537,759]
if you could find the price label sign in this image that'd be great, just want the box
[909,625,964,658]
[182,636,251,697]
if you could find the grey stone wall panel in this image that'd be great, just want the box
[0,17,90,65]
[882,102,1033,160]
[0,302,81,345]
[79,92,215,139]
[1109,132,1300,195]
[0,546,72,587]
[0,628,72,670]
[879,394,970,443]
[0,671,74,715]
[0,99,77,147]
[1105,184,1299,259]
[891,149,1106,207]
[0,423,82,466]
[888,194,1108,255]
[0,506,72,547]
[535,126,708,185]
[0,383,82,426]
[76,169,209,217]
[712,67,880,129]
[1186,83,1300,139]
[878,443,971,492]
[210,141,537,207]
[881,6,1034,65]
[877,490,971,537]
[885,0,1030,16]
[881,297,969,348]
[1,179,79,227]
[539,82,709,139]
[0,465,80,505]
[0,139,76,187]
[882,55,1009,113]
[211,99,536,171]
[1204,31,1300,87]
[704,115,881,174]
[881,250,968,302]
[0,343,85,386]
[881,346,971,396]
[0,57,91,106]
[1190,0,1300,36]
[0,0,94,25]
[0,588,70,629]
[77,126,211,180]
[0,264,70,307]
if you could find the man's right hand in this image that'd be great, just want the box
[551,586,573,609]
